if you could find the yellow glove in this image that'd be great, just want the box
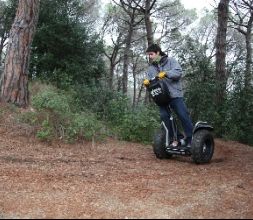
[143,79,150,86]
[158,71,167,79]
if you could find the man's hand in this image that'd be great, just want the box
[143,79,150,87]
[158,71,167,79]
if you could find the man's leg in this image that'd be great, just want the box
[170,98,193,145]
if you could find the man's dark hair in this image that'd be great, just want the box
[146,44,166,56]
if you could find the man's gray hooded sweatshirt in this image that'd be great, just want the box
[146,55,183,98]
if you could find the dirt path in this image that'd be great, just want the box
[0,128,253,219]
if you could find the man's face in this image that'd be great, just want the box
[147,51,160,62]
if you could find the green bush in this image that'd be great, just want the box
[116,105,160,144]
[105,95,130,125]
[72,83,130,122]
[66,112,106,142]
[67,83,160,144]
[36,118,54,141]
[224,85,253,146]
[19,82,163,145]
[31,86,71,114]
[19,82,106,143]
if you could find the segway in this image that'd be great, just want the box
[144,73,214,164]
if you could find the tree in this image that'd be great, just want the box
[120,0,156,46]
[229,0,253,90]
[30,0,105,88]
[226,0,253,145]
[101,3,125,90]
[0,0,40,107]
[118,0,144,94]
[213,0,230,136]
[0,0,18,64]
[215,0,230,107]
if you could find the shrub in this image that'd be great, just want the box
[36,118,54,141]
[116,105,160,144]
[19,82,106,142]
[31,86,71,114]
[66,112,106,142]
[20,82,161,145]
[71,83,130,122]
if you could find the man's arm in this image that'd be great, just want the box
[146,65,157,80]
[164,58,182,80]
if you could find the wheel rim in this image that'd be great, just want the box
[202,138,213,156]
[203,143,207,153]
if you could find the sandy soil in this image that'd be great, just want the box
[0,117,252,219]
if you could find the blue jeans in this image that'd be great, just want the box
[159,97,193,142]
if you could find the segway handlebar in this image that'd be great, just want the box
[143,72,167,87]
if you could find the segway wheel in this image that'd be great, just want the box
[191,129,214,164]
[153,129,172,159]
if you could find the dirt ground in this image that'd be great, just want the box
[0,118,253,219]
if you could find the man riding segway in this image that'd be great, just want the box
[144,44,214,164]
[145,44,193,149]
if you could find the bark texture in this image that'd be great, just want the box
[0,0,40,107]
[215,0,230,105]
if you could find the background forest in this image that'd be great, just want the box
[0,0,252,146]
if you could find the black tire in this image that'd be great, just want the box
[191,129,214,164]
[153,129,172,159]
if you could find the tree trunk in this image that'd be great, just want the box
[109,63,115,90]
[122,18,134,95]
[132,70,136,108]
[0,0,40,108]
[0,30,8,65]
[132,57,139,108]
[215,0,230,106]
[0,40,4,64]
[144,0,154,46]
[244,12,253,90]
[137,83,144,105]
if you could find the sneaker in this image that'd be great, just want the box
[177,137,191,150]
[179,139,186,146]
[169,140,180,148]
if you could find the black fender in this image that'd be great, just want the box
[193,121,213,134]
